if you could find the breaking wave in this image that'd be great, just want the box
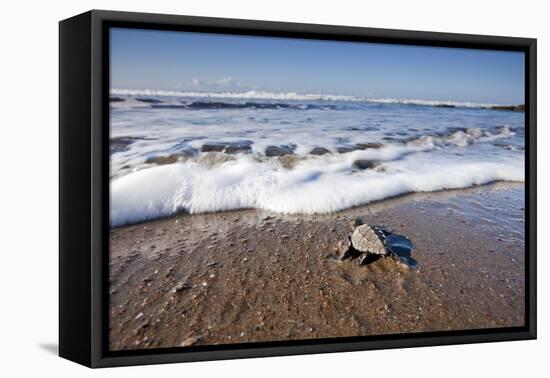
[109,91,525,227]
[110,152,524,227]
[110,89,505,109]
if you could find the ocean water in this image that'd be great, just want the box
[109,90,525,227]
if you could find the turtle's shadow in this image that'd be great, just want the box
[359,253,381,265]
[386,234,418,268]
[391,248,418,268]
[356,233,418,268]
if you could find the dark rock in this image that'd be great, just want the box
[145,153,188,165]
[187,101,244,109]
[309,147,331,155]
[337,143,383,153]
[201,143,225,152]
[150,104,187,109]
[265,145,294,157]
[489,104,525,112]
[201,141,252,154]
[446,127,469,134]
[336,146,357,153]
[186,101,303,110]
[135,97,163,104]
[224,141,253,154]
[382,136,405,143]
[224,145,249,154]
[109,97,125,103]
[110,137,138,154]
[434,104,455,108]
[353,160,379,170]
[356,142,383,150]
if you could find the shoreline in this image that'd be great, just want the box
[110,180,524,230]
[109,182,525,350]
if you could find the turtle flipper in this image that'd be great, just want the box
[340,247,355,261]
[371,224,393,237]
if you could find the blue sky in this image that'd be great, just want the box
[110,28,525,104]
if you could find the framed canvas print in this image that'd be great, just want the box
[59,10,537,368]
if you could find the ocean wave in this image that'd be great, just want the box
[110,89,505,109]
[110,151,524,227]
[109,89,524,227]
[150,101,340,111]
[406,126,514,148]
[111,89,358,102]
[109,125,516,177]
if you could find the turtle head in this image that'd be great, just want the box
[371,224,393,236]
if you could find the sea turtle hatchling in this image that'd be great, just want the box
[351,224,389,256]
[336,219,416,268]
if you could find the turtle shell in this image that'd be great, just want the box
[351,225,388,255]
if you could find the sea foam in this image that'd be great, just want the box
[110,151,524,227]
[109,93,525,226]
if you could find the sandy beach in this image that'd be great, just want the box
[109,182,525,351]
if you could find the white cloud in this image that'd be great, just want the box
[177,76,253,92]
[212,77,234,85]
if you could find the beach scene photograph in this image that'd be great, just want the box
[108,28,526,351]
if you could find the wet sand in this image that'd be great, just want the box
[109,182,525,350]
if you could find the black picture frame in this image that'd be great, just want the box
[59,9,537,368]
